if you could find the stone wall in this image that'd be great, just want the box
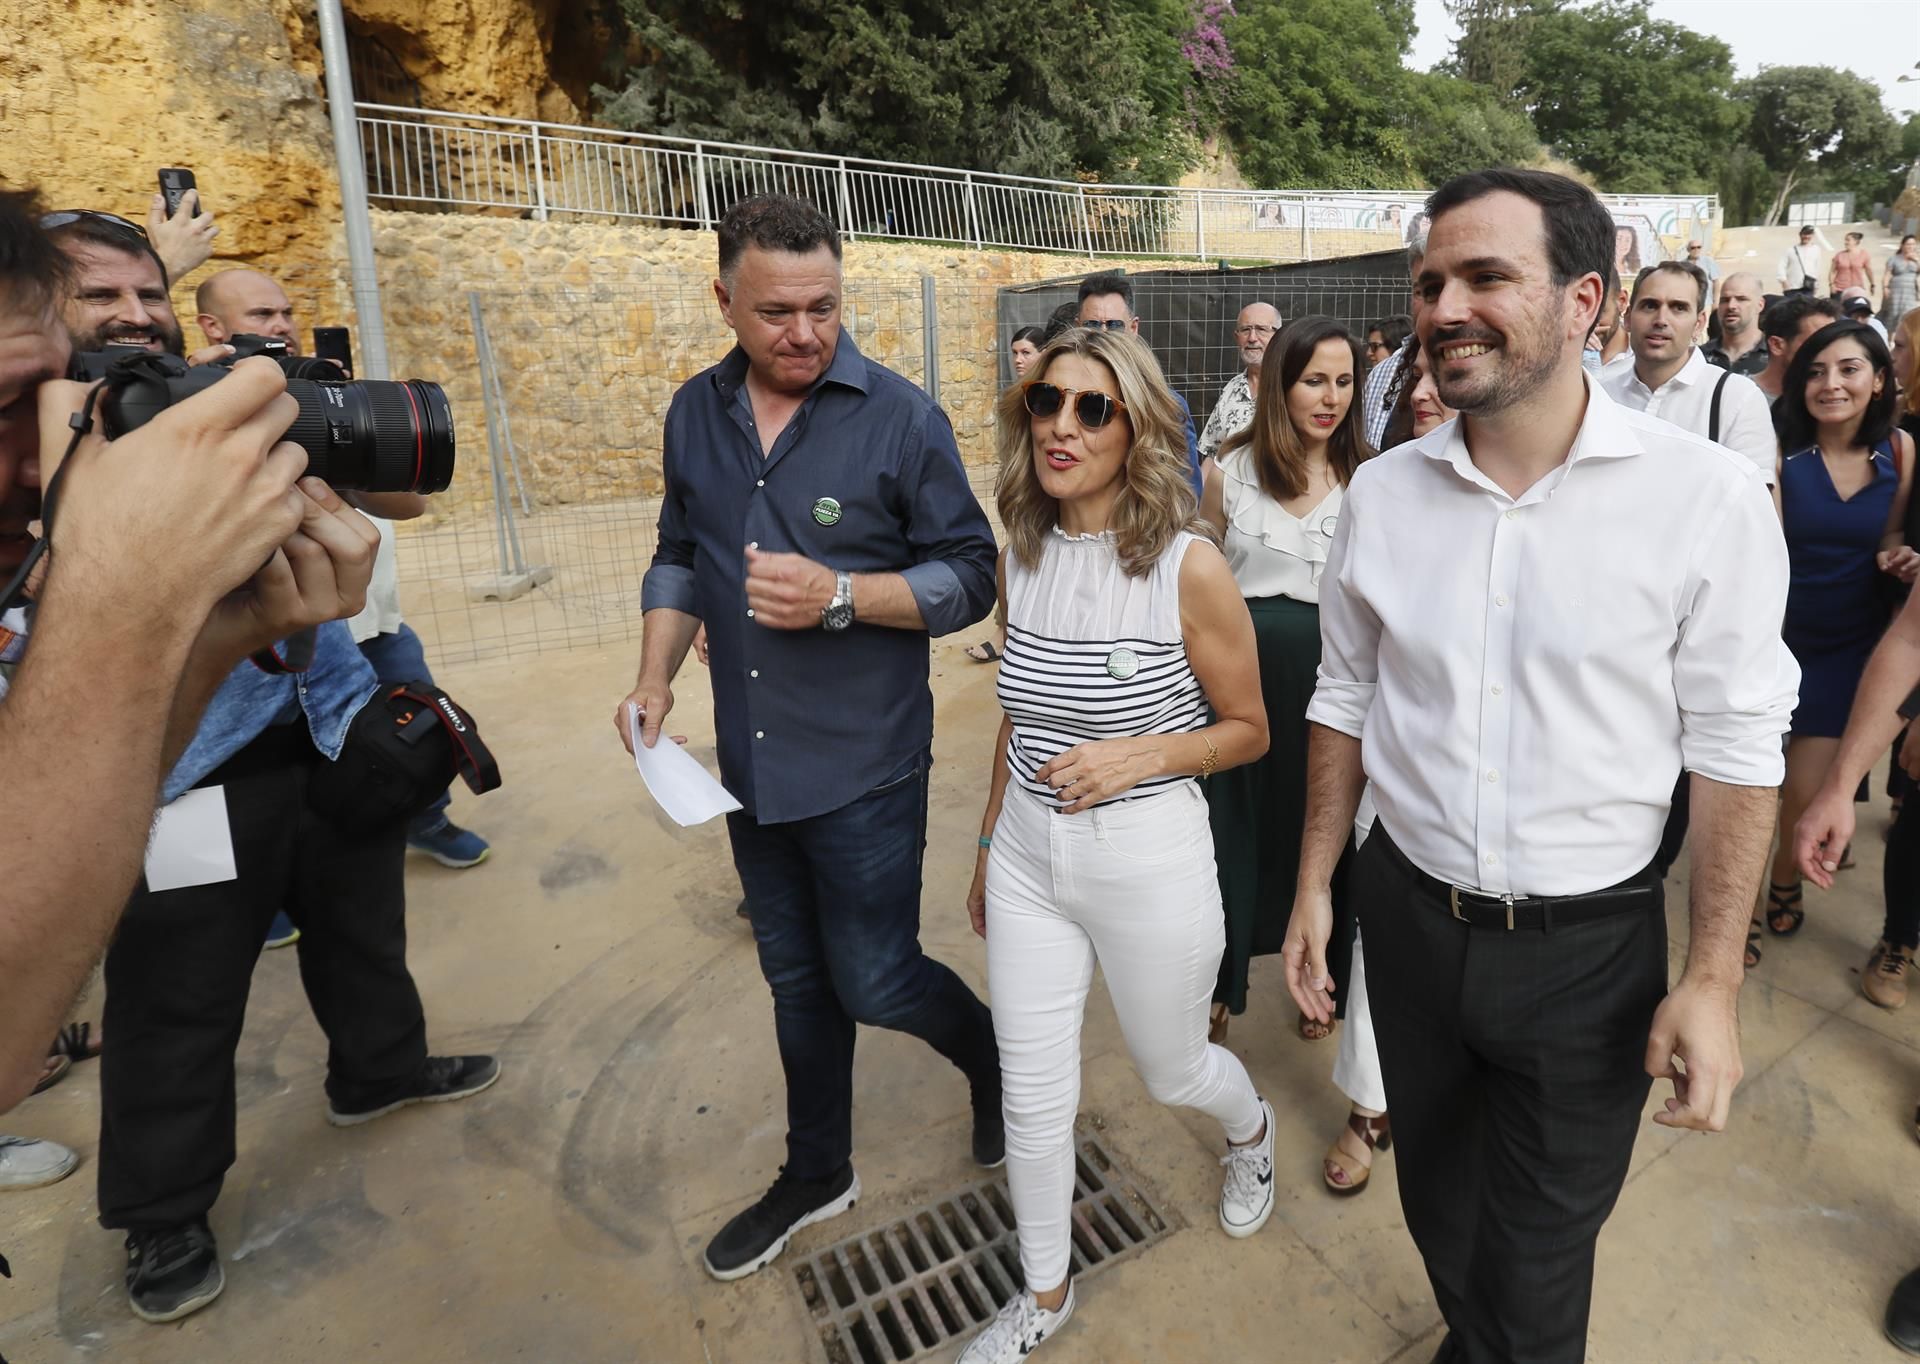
[360,211,1218,516]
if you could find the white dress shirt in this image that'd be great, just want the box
[1780,243,1823,290]
[1600,346,1777,485]
[1308,379,1799,896]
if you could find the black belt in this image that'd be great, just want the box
[1374,827,1657,931]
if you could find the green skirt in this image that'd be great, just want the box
[1207,595,1353,1015]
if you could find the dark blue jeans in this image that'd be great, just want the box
[728,747,1000,1181]
[356,622,451,835]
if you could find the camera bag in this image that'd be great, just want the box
[308,680,501,830]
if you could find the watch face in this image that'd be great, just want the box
[822,601,854,631]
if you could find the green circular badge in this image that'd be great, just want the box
[1106,647,1139,681]
[812,496,843,527]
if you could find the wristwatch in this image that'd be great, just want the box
[821,570,855,632]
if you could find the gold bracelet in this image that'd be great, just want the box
[1197,734,1219,779]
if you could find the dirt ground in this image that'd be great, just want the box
[3,630,1918,1364]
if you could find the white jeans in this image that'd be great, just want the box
[985,781,1264,1290]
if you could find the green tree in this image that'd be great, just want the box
[1741,65,1900,223]
[1218,0,1415,187]
[1397,70,1542,186]
[1509,0,1742,193]
[595,0,1195,184]
[1442,0,1551,104]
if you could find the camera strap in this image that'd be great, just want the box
[386,681,502,794]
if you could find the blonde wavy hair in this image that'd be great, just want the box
[994,328,1207,578]
[1897,306,1920,419]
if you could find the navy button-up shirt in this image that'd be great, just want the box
[642,333,996,824]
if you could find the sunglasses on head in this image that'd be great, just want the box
[39,209,148,239]
[1022,381,1129,429]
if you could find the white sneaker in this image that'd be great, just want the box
[0,1135,79,1191]
[1219,1097,1275,1238]
[956,1282,1077,1363]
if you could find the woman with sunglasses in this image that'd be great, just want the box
[1299,343,1454,1197]
[1197,316,1371,1051]
[958,329,1272,1363]
[1764,321,1915,972]
[967,327,1051,665]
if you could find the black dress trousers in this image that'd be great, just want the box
[1356,826,1668,1364]
[97,725,429,1232]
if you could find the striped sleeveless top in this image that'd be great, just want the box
[997,527,1209,810]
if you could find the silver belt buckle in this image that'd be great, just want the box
[1449,886,1517,929]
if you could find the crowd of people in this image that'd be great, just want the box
[10,161,1920,1361]
[604,178,1920,1364]
[0,188,499,1324]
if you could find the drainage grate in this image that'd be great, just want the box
[793,1136,1173,1364]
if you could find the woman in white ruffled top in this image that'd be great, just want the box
[1198,316,1371,1074]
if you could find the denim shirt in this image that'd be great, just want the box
[163,619,379,803]
[642,333,996,824]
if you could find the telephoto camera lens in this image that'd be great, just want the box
[278,378,456,494]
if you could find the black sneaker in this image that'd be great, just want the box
[1889,1264,1920,1355]
[972,1084,1005,1169]
[326,1055,501,1128]
[704,1164,859,1282]
[126,1218,224,1324]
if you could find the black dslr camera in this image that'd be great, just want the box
[67,335,455,494]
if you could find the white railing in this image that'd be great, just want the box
[355,104,1720,261]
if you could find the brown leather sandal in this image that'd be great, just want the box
[1323,1110,1391,1195]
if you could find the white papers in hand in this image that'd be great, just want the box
[627,702,743,827]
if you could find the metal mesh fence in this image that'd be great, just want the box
[217,256,1411,668]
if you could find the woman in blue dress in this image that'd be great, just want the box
[1764,320,1916,965]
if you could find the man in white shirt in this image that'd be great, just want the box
[1602,261,1775,483]
[1283,168,1798,1364]
[1601,259,1779,881]
[1779,224,1823,295]
[1197,301,1281,465]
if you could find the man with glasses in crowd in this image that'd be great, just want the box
[1076,272,1202,491]
[1198,301,1282,468]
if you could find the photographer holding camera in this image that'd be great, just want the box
[46,212,500,1325]
[197,267,492,868]
[0,187,375,1131]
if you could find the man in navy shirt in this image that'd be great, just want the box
[619,194,1002,1282]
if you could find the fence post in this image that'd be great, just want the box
[1077,185,1094,256]
[315,0,391,380]
[837,158,856,241]
[965,172,980,248]
[920,274,940,406]
[1194,189,1206,261]
[466,293,554,602]
[694,145,712,229]
[528,124,549,221]
[1300,201,1311,261]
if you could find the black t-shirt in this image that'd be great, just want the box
[1702,338,1768,378]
